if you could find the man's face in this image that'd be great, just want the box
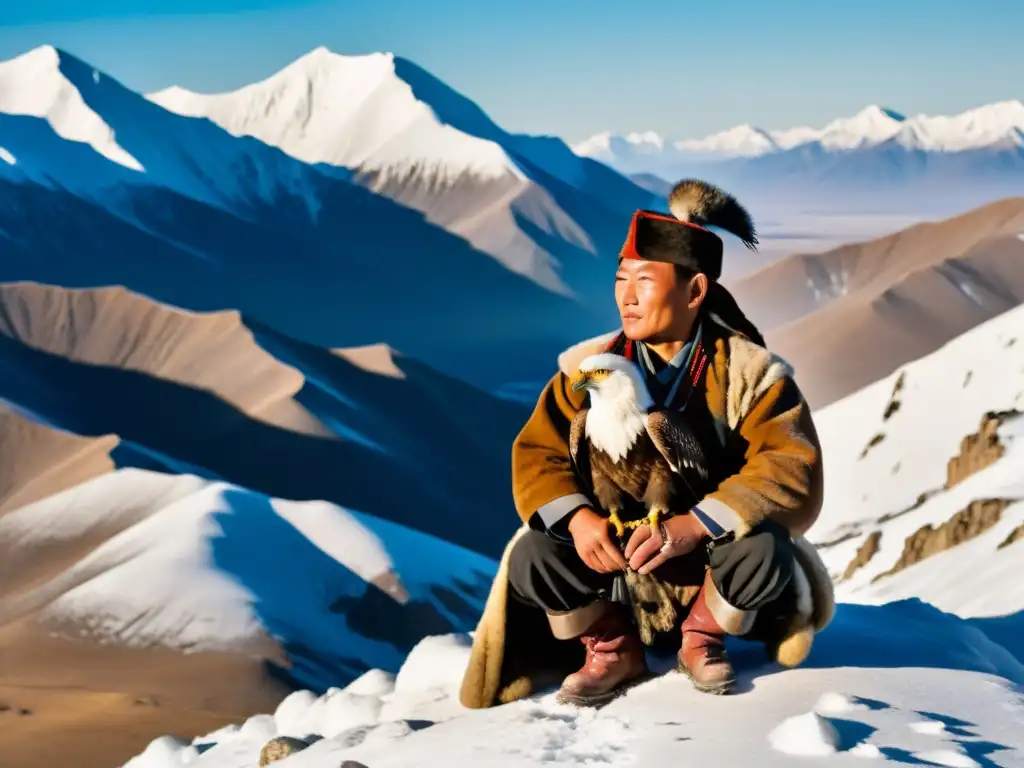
[614,259,703,342]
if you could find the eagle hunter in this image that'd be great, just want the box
[567,179,759,543]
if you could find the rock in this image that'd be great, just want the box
[873,499,1008,582]
[259,736,311,766]
[841,531,881,581]
[341,762,370,768]
[946,410,1018,489]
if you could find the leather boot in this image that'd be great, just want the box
[554,602,648,707]
[678,573,755,695]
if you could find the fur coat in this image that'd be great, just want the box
[459,319,835,709]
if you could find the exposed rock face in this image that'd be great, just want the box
[997,523,1024,550]
[873,499,1008,582]
[841,531,882,581]
[259,736,311,766]
[946,410,1019,489]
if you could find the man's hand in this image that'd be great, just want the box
[567,506,628,574]
[623,513,706,575]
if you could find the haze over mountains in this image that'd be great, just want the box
[730,196,1024,407]
[576,102,1024,213]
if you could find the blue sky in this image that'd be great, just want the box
[0,0,1019,142]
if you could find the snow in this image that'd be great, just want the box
[573,99,1024,166]
[675,124,781,157]
[808,303,1024,618]
[785,105,906,151]
[147,47,527,185]
[0,45,143,171]
[1,469,495,665]
[120,601,1024,767]
[768,711,841,756]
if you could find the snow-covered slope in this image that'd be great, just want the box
[809,302,1024,618]
[1,468,495,690]
[123,606,1024,768]
[575,101,1024,210]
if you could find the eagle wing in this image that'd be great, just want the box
[569,407,588,469]
[645,410,710,495]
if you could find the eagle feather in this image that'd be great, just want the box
[667,179,758,251]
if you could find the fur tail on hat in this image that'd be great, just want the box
[668,179,758,250]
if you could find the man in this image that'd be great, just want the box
[459,179,831,710]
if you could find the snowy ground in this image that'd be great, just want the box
[125,603,1023,768]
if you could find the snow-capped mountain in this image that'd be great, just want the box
[146,46,654,295]
[0,45,654,391]
[575,102,1024,211]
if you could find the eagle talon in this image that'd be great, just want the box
[608,511,626,539]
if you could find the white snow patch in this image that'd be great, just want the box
[910,718,948,735]
[850,742,884,759]
[912,749,981,767]
[768,711,841,756]
[814,691,870,715]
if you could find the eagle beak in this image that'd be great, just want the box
[570,372,591,392]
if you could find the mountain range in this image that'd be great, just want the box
[0,44,656,392]
[728,195,1024,407]
[575,102,1024,212]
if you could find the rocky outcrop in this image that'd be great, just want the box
[873,499,1008,582]
[945,410,1019,489]
[259,736,312,766]
[997,523,1024,550]
[841,531,881,581]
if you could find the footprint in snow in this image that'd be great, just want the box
[517,698,634,766]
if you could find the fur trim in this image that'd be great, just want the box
[458,525,529,709]
[723,334,794,432]
[667,179,758,250]
[775,626,815,668]
[792,535,836,631]
[558,330,620,378]
[704,575,758,635]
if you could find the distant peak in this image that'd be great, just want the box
[853,105,906,123]
[285,46,395,73]
[4,43,60,69]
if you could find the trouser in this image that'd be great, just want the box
[507,520,795,637]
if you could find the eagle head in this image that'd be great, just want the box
[571,353,654,412]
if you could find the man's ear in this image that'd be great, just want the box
[688,273,709,309]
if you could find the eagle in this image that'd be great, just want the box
[568,351,709,540]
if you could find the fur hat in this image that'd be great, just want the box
[619,180,757,280]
